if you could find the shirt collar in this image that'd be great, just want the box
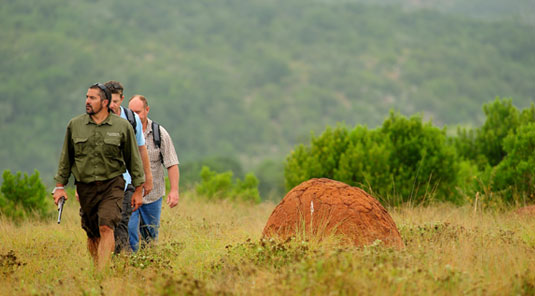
[84,113,113,126]
[146,118,153,134]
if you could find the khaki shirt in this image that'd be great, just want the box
[143,118,179,204]
[54,113,145,187]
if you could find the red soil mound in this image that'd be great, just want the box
[263,178,404,248]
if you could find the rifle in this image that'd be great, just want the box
[57,196,65,224]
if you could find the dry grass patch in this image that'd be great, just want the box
[1,195,535,295]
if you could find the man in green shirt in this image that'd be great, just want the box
[52,83,145,271]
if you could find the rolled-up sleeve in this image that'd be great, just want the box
[160,126,179,168]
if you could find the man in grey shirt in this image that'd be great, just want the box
[127,94,180,251]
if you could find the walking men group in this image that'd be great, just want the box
[52,81,179,270]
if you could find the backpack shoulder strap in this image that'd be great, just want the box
[151,121,164,164]
[124,107,137,135]
[152,121,161,148]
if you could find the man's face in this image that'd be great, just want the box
[109,93,124,115]
[85,88,105,115]
[128,98,149,124]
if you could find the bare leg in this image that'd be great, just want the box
[96,225,115,271]
[87,237,100,265]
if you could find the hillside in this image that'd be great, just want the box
[1,0,534,183]
[349,0,535,24]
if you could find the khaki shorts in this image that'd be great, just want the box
[77,176,125,238]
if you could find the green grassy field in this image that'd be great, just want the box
[1,193,535,295]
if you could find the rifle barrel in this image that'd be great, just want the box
[57,196,65,224]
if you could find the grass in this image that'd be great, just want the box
[1,193,535,295]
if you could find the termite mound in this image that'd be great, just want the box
[263,178,404,248]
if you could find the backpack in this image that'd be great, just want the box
[123,107,137,135]
[151,121,164,164]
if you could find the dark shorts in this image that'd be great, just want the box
[77,176,125,238]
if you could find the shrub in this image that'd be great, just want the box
[0,170,50,221]
[232,173,261,203]
[284,124,350,191]
[377,112,458,203]
[285,112,459,206]
[196,166,260,203]
[180,156,244,190]
[196,166,233,200]
[455,98,525,169]
[475,98,520,167]
[453,100,535,205]
[493,123,535,203]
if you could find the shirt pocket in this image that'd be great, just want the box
[73,137,89,156]
[148,144,161,164]
[103,137,121,158]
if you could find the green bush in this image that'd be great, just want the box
[232,173,261,203]
[455,99,534,168]
[377,112,458,203]
[285,112,459,206]
[196,166,233,200]
[493,123,535,203]
[0,170,50,221]
[180,156,244,190]
[284,124,350,192]
[196,166,260,203]
[454,100,535,205]
[284,100,535,207]
[475,98,520,167]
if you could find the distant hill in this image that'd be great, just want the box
[1,0,534,182]
[341,0,535,24]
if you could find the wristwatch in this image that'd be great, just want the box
[51,186,65,195]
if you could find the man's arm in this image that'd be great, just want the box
[159,125,180,208]
[53,123,73,204]
[132,112,153,196]
[138,145,153,196]
[123,121,145,201]
[166,165,179,208]
[131,185,143,211]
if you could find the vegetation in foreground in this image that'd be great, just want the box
[2,193,535,295]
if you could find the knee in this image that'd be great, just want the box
[88,237,100,245]
[99,225,113,235]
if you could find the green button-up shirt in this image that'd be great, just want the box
[54,113,145,187]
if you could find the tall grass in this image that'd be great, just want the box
[1,193,535,295]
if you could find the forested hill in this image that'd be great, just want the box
[1,0,534,182]
[348,0,535,24]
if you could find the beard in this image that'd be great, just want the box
[86,103,102,115]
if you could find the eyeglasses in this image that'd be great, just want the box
[105,82,124,96]
[90,83,111,101]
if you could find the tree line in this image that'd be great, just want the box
[285,98,535,206]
